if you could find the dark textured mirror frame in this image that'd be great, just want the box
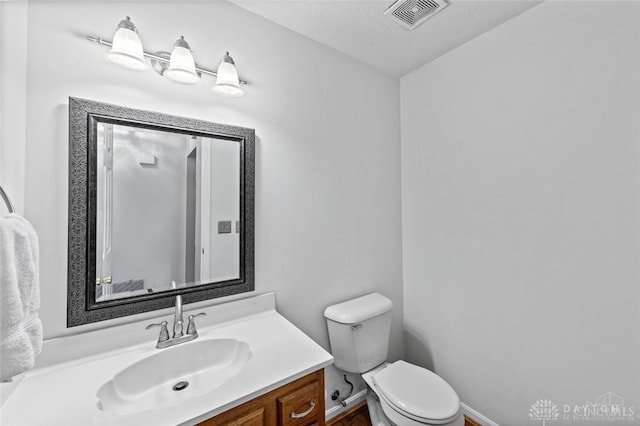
[67,97,255,327]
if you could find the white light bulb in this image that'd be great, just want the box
[105,20,146,71]
[212,56,243,97]
[164,42,200,85]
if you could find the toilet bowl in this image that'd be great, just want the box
[324,293,464,426]
[362,362,464,426]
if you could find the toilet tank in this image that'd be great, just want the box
[324,293,393,373]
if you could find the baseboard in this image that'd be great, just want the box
[461,402,499,426]
[325,389,368,421]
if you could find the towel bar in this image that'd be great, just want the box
[0,185,16,213]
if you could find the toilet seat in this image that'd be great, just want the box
[372,361,461,424]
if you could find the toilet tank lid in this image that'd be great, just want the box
[324,293,393,324]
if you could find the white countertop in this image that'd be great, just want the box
[0,294,333,425]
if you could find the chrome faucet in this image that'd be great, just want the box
[146,290,206,349]
[173,294,184,338]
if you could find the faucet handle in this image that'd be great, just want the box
[186,312,207,335]
[146,321,170,345]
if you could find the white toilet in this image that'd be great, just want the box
[324,293,464,426]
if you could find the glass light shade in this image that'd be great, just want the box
[212,61,244,97]
[164,46,200,85]
[106,28,146,71]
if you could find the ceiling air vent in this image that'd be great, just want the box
[385,0,449,30]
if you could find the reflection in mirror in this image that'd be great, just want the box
[95,123,240,301]
[67,97,255,326]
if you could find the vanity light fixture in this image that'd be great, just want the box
[164,36,200,85]
[105,16,146,71]
[212,52,244,97]
[88,16,248,96]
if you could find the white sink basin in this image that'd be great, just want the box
[97,338,251,415]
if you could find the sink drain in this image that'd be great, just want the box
[172,381,189,391]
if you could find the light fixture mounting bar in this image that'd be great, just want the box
[86,35,248,85]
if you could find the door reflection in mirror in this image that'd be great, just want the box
[95,123,240,302]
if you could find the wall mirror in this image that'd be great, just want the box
[68,97,255,326]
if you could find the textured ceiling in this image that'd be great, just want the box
[227,0,543,76]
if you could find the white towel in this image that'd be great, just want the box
[0,213,42,382]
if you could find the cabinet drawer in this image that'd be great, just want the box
[277,381,321,426]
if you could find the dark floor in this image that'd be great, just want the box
[327,402,480,426]
[327,401,371,426]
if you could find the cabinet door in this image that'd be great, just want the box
[277,380,321,426]
[199,404,271,426]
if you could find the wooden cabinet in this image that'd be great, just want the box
[198,369,325,426]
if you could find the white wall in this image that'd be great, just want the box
[401,1,640,424]
[209,138,240,281]
[0,1,28,215]
[12,0,403,412]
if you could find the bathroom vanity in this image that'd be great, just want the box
[198,369,324,425]
[0,293,333,425]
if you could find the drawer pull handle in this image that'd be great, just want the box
[290,401,315,419]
